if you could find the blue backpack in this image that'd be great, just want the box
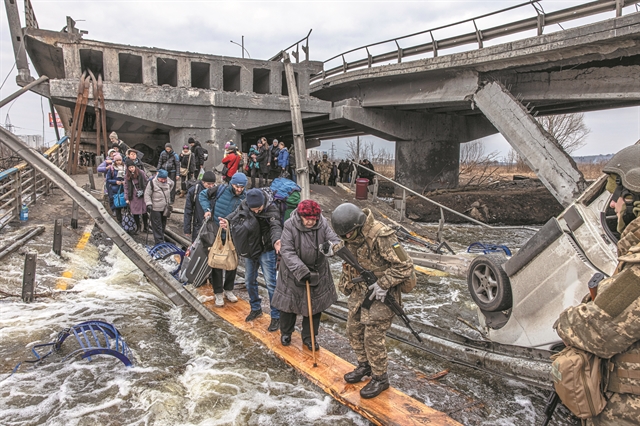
[270,178,301,225]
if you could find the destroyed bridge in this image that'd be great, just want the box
[5,0,640,207]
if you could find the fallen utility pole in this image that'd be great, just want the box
[0,75,48,109]
[0,127,218,322]
[282,51,310,201]
[0,225,45,261]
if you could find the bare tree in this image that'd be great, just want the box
[536,113,590,154]
[459,141,501,186]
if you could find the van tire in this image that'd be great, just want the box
[467,254,512,312]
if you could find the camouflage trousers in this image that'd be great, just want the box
[587,393,640,426]
[320,172,330,185]
[346,308,393,376]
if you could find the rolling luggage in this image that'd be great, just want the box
[179,226,211,287]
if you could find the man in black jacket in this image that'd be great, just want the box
[157,143,181,203]
[270,139,281,180]
[188,138,206,172]
[256,137,270,187]
[220,188,282,331]
[183,171,216,242]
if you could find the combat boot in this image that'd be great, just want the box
[344,362,372,384]
[359,373,389,399]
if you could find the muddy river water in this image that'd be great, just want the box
[0,223,579,425]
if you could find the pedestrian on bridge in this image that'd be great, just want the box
[105,154,126,225]
[201,172,247,307]
[157,143,180,204]
[123,158,148,234]
[332,203,415,399]
[184,171,215,242]
[144,169,174,245]
[272,199,340,349]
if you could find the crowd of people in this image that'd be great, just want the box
[94,133,413,400]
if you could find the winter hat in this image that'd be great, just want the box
[225,141,232,149]
[113,154,123,162]
[202,171,216,183]
[229,172,247,186]
[124,158,135,167]
[107,149,116,158]
[183,145,189,150]
[297,199,321,219]
[165,143,172,148]
[246,189,265,208]
[157,169,168,179]
[188,137,195,144]
[109,131,118,139]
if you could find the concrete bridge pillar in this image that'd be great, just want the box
[330,99,496,193]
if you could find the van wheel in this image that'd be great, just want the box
[467,254,512,312]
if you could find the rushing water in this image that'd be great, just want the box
[0,223,578,425]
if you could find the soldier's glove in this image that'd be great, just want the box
[319,241,334,256]
[368,283,388,302]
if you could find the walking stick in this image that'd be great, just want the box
[305,280,317,367]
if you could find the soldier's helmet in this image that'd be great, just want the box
[603,144,640,193]
[332,203,366,237]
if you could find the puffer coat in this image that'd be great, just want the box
[272,210,341,316]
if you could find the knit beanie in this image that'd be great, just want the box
[109,131,118,139]
[297,199,321,219]
[165,143,172,148]
[202,171,216,183]
[157,169,168,179]
[113,154,123,162]
[229,172,247,186]
[188,137,195,144]
[246,189,265,208]
[124,158,135,167]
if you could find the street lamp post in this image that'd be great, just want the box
[230,36,251,58]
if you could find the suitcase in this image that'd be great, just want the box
[179,237,211,287]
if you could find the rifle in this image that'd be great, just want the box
[334,244,423,343]
[541,391,559,426]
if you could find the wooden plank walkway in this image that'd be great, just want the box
[195,285,461,426]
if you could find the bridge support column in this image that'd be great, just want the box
[330,99,497,193]
[473,81,586,207]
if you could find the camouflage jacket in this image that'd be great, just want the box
[338,209,414,324]
[318,160,332,174]
[555,216,640,425]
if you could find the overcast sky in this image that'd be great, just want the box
[1,0,639,159]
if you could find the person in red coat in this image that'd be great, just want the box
[222,143,241,183]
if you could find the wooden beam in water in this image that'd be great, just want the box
[195,285,461,426]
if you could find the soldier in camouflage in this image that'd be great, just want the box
[332,203,414,399]
[318,154,332,186]
[555,144,640,425]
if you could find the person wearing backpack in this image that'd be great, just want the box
[179,145,196,197]
[184,171,216,242]
[220,188,282,331]
[272,200,341,350]
[157,143,181,203]
[553,146,640,425]
[200,172,247,307]
[331,203,415,399]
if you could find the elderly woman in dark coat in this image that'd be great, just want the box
[272,199,341,349]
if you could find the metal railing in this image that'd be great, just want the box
[312,0,637,83]
[269,29,312,62]
[0,136,69,229]
[347,161,538,233]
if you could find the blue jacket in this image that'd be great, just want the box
[277,148,289,169]
[198,184,245,225]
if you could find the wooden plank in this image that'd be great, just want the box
[195,285,461,426]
